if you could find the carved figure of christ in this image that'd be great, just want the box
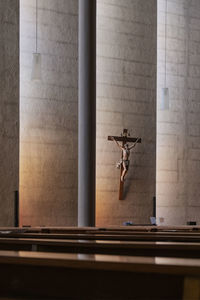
[112,137,140,182]
[108,129,141,200]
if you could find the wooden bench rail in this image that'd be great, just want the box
[1,225,200,233]
[0,238,200,258]
[0,250,199,276]
[0,250,199,299]
[2,232,200,243]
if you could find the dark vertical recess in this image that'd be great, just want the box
[153,196,156,218]
[14,190,19,227]
[78,0,96,226]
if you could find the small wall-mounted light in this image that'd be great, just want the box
[31,53,42,81]
[31,0,42,81]
[160,0,169,111]
[161,87,169,110]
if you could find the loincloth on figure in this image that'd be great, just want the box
[122,159,129,170]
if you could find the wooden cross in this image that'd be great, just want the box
[108,129,141,200]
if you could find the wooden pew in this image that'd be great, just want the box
[2,225,200,236]
[0,250,199,299]
[37,225,200,232]
[1,237,200,258]
[2,231,200,243]
[0,227,200,299]
[40,229,200,236]
[2,225,200,234]
[43,225,200,233]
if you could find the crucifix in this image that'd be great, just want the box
[108,129,141,200]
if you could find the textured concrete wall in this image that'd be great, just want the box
[20,0,157,227]
[20,0,78,226]
[0,0,19,226]
[157,0,200,225]
[96,0,157,226]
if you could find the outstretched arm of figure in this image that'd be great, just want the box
[111,137,123,150]
[129,138,140,150]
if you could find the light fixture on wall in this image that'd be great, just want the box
[161,0,169,110]
[31,0,42,81]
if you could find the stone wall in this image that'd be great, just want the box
[0,0,19,226]
[20,0,157,227]
[157,0,200,225]
[20,0,78,226]
[96,0,157,226]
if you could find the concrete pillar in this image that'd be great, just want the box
[78,0,96,226]
[0,0,19,226]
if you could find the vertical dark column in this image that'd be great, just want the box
[78,0,96,226]
[153,196,156,218]
[14,191,19,227]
